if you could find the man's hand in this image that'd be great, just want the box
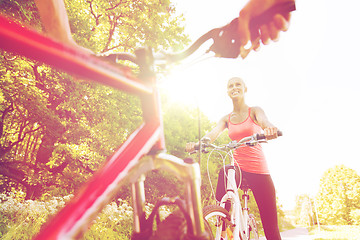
[238,0,294,58]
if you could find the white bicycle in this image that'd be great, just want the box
[199,132,281,240]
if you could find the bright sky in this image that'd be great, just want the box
[161,0,360,210]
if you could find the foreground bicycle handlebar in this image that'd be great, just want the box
[101,1,295,64]
[165,1,295,60]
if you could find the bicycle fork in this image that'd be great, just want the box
[241,189,251,239]
[220,166,253,240]
[127,153,206,238]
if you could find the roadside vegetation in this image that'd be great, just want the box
[290,165,360,239]
[309,225,360,240]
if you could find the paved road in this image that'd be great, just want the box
[259,227,311,240]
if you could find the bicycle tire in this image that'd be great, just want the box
[248,214,259,240]
[150,210,209,240]
[149,211,187,240]
[203,205,233,240]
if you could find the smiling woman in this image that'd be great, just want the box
[227,76,247,99]
[185,76,283,240]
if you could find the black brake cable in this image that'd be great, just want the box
[166,53,214,74]
[184,53,215,68]
[162,52,213,167]
[190,54,215,167]
[162,40,217,166]
[197,100,201,166]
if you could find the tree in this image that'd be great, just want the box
[294,194,316,226]
[316,165,360,225]
[0,0,190,199]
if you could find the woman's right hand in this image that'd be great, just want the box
[185,142,197,153]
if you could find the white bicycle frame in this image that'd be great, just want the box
[218,151,249,240]
[204,133,280,240]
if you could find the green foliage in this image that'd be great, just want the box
[0,192,172,239]
[0,192,71,239]
[308,225,360,240]
[350,209,360,225]
[63,0,190,53]
[276,200,293,232]
[0,0,40,27]
[162,99,214,159]
[0,0,190,200]
[84,200,134,239]
[293,194,316,226]
[316,165,360,225]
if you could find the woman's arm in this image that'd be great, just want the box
[185,115,228,152]
[252,106,279,139]
[204,115,228,143]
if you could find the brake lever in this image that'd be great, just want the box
[208,1,296,58]
[228,140,240,149]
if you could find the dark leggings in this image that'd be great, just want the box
[215,166,281,240]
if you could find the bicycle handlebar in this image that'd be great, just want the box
[255,130,283,140]
[194,130,282,153]
[101,1,295,64]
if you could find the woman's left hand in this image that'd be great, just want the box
[264,127,278,140]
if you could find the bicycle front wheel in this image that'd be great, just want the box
[247,214,259,240]
[203,205,232,240]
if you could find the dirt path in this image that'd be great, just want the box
[259,227,311,240]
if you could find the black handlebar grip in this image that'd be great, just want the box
[255,134,266,140]
[256,130,283,140]
[194,143,200,151]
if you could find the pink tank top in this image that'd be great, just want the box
[228,108,269,174]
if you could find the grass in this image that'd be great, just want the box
[309,225,360,240]
[0,193,172,240]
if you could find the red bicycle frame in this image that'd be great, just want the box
[0,15,187,239]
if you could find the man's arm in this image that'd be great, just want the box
[238,0,294,52]
[34,0,74,44]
